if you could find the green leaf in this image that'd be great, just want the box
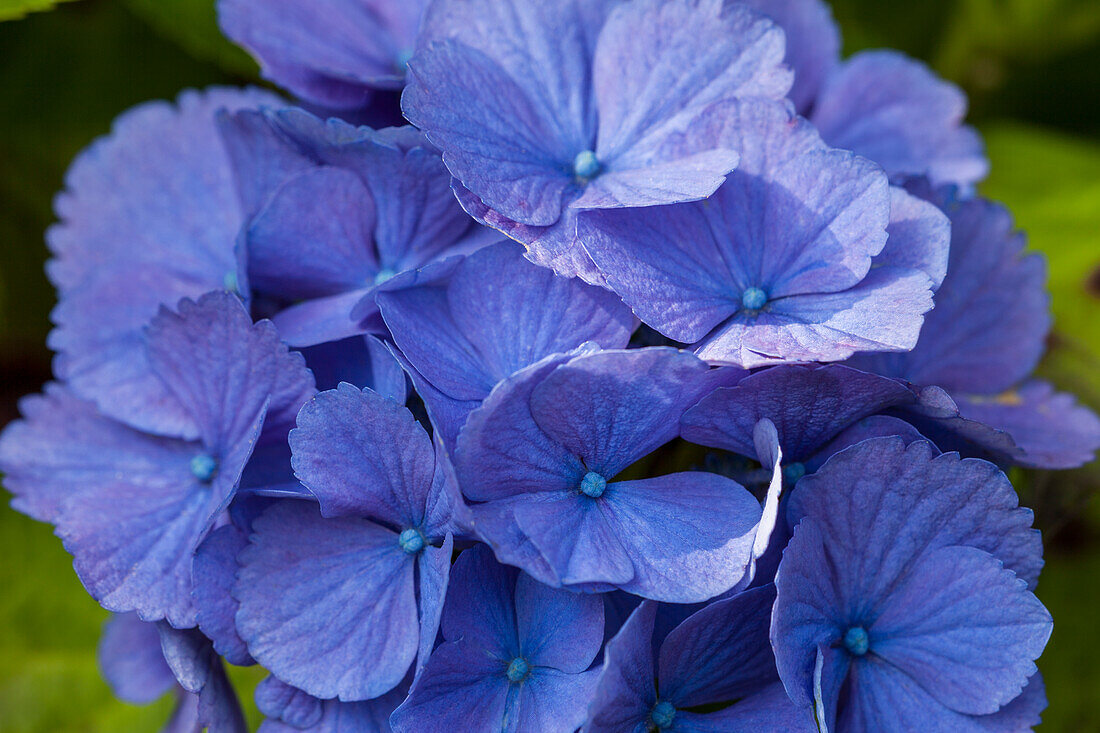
[0,0,78,22]
[123,0,259,76]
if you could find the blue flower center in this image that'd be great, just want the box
[190,453,218,484]
[374,268,396,286]
[843,626,870,656]
[396,49,414,71]
[505,657,530,683]
[398,528,426,554]
[741,287,768,311]
[580,471,607,498]
[650,701,676,729]
[573,150,601,181]
[783,462,806,483]
[223,271,239,294]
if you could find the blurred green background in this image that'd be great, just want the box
[0,0,1098,730]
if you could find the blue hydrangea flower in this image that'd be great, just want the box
[234,384,459,701]
[217,109,497,347]
[218,0,426,110]
[391,544,603,733]
[848,187,1100,468]
[455,347,762,602]
[374,240,635,449]
[586,587,814,732]
[47,87,280,437]
[98,613,247,732]
[404,0,792,280]
[772,438,1051,731]
[579,101,949,367]
[0,292,314,627]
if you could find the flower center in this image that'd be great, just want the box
[741,287,768,311]
[580,471,607,498]
[396,49,414,71]
[374,268,396,286]
[843,626,870,656]
[783,462,806,483]
[650,701,676,729]
[190,453,218,484]
[573,150,601,181]
[505,657,530,683]
[398,528,426,554]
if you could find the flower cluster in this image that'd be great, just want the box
[3,0,1099,731]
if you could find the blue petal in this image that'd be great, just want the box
[955,381,1100,469]
[290,383,436,525]
[848,192,1048,394]
[97,613,177,704]
[584,601,658,733]
[0,384,194,523]
[658,585,779,707]
[193,524,254,666]
[681,364,916,461]
[811,51,988,186]
[48,88,278,438]
[301,335,407,399]
[255,676,324,729]
[235,502,418,700]
[869,546,1050,715]
[416,535,454,673]
[158,625,248,733]
[514,572,603,673]
[218,0,423,108]
[741,0,840,114]
[440,545,521,658]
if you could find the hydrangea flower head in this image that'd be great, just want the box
[404,0,793,279]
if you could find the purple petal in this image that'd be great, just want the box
[302,335,408,399]
[584,601,658,733]
[515,573,604,673]
[583,1,790,205]
[440,544,520,657]
[246,166,379,299]
[512,667,601,733]
[146,292,302,451]
[389,641,511,733]
[97,613,177,704]
[235,502,418,700]
[789,437,1043,591]
[658,585,778,707]
[593,472,761,602]
[255,676,324,729]
[804,414,928,472]
[193,524,254,666]
[290,383,436,525]
[811,50,988,186]
[681,364,916,461]
[528,348,718,477]
[158,625,248,733]
[877,186,951,290]
[48,87,279,437]
[682,680,816,731]
[259,682,409,733]
[270,289,372,348]
[955,381,1100,469]
[0,384,194,523]
[417,535,454,672]
[870,546,1050,715]
[741,0,839,114]
[848,193,1049,394]
[218,0,423,108]
[695,266,934,367]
